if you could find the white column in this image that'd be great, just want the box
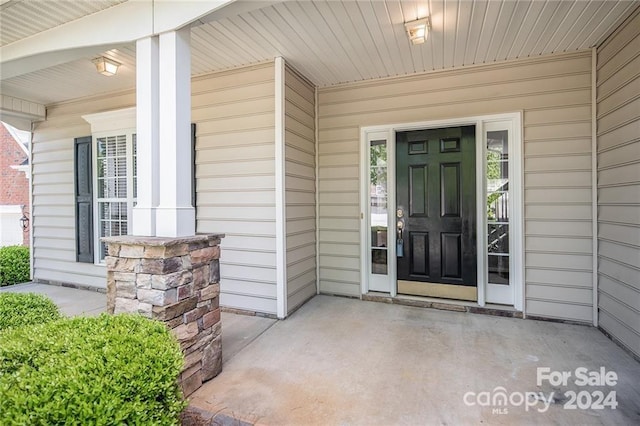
[155,27,196,237]
[132,36,160,236]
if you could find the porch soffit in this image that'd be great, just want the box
[0,0,638,106]
[0,0,127,47]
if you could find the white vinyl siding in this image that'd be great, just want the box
[284,65,317,313]
[31,91,136,289]
[596,8,640,358]
[193,62,278,315]
[31,63,279,316]
[317,51,595,322]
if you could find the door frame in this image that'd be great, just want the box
[359,112,524,312]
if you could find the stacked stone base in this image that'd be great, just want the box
[103,234,224,397]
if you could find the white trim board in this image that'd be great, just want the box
[274,57,287,319]
[590,47,599,328]
[359,112,524,312]
[314,85,321,296]
[82,107,136,133]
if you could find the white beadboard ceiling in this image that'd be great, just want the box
[1,0,638,106]
[0,0,127,47]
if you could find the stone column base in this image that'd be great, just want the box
[103,233,224,397]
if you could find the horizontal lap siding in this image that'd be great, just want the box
[596,8,640,358]
[32,64,279,317]
[194,63,277,315]
[284,66,317,313]
[318,52,594,321]
[31,91,136,289]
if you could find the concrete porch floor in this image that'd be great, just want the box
[3,284,638,424]
[0,282,106,316]
[191,295,640,425]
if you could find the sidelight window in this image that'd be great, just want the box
[364,130,394,293]
[370,139,388,275]
[483,116,521,309]
[486,130,510,286]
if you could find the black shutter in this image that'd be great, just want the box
[191,123,197,208]
[74,136,94,263]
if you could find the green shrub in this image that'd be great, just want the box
[0,314,186,425]
[0,246,30,286]
[0,292,62,331]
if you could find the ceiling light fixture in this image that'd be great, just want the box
[92,56,121,76]
[405,17,430,45]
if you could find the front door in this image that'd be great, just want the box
[396,126,477,300]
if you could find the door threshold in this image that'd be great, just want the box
[363,292,523,318]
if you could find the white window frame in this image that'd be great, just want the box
[363,130,395,293]
[359,112,524,312]
[82,107,136,264]
[484,120,519,307]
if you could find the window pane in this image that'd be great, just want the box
[372,249,388,275]
[370,139,388,275]
[98,200,129,260]
[133,134,137,200]
[97,136,127,198]
[370,140,387,215]
[487,191,509,222]
[117,178,127,198]
[487,130,508,157]
[488,255,509,285]
[488,224,509,254]
[97,137,106,158]
[487,130,509,223]
[486,129,510,286]
[371,228,387,249]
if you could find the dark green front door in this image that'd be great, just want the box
[396,126,477,299]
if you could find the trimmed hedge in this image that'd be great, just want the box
[0,314,186,425]
[0,246,30,286]
[0,293,62,331]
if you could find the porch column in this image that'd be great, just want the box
[155,27,195,237]
[132,36,160,236]
[103,234,224,397]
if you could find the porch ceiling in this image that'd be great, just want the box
[0,0,127,47]
[0,0,637,106]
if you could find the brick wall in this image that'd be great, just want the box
[0,122,29,246]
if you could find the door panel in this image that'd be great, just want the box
[441,233,462,279]
[410,232,429,276]
[410,165,428,216]
[440,163,460,217]
[396,126,476,298]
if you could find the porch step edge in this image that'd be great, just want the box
[362,292,524,318]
